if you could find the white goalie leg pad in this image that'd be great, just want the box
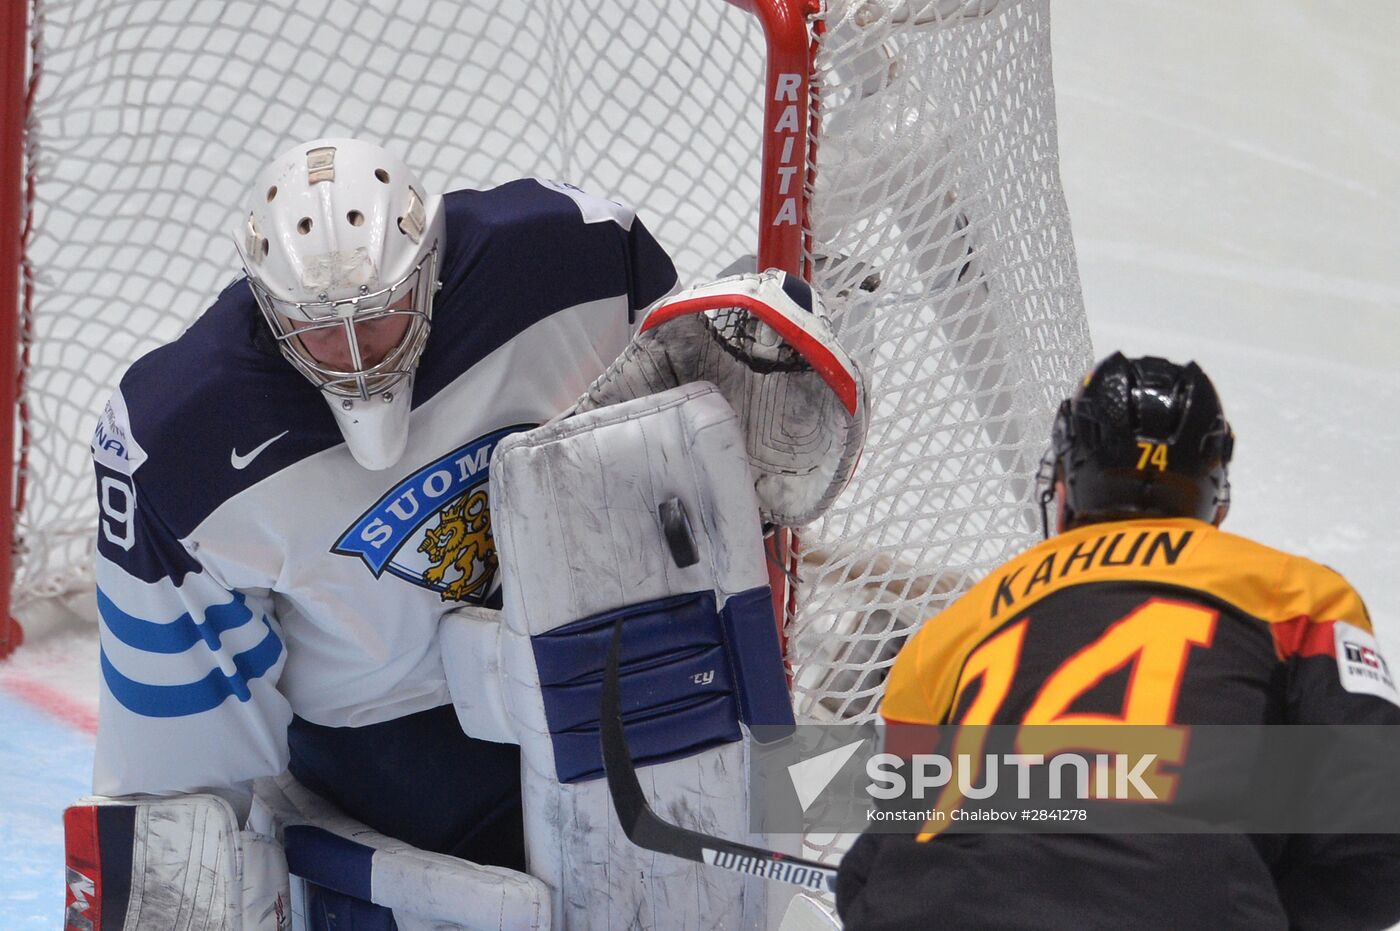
[449,383,794,930]
[566,269,868,526]
[63,793,290,931]
[254,773,550,931]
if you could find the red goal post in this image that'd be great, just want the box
[719,0,820,661]
[1,0,28,657]
[0,0,1092,774]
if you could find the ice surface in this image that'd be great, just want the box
[2,0,1396,926]
[0,691,96,929]
[1054,0,1400,663]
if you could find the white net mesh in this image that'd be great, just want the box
[19,0,1090,860]
[20,0,772,608]
[785,0,1094,864]
[789,0,1092,726]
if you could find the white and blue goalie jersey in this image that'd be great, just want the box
[90,180,679,797]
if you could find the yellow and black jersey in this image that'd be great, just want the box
[837,518,1400,931]
[882,517,1398,730]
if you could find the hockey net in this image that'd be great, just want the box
[8,0,1089,856]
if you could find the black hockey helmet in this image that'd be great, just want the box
[1039,352,1234,535]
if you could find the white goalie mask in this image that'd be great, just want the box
[234,138,446,470]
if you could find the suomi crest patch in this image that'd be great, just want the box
[333,426,530,602]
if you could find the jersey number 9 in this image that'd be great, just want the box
[100,475,136,551]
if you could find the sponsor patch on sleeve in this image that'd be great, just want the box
[535,178,635,231]
[91,388,148,475]
[1334,621,1400,707]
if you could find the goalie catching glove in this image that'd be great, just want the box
[566,269,867,527]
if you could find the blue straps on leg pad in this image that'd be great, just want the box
[287,826,395,931]
[534,587,793,784]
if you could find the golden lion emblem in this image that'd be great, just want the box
[417,487,496,602]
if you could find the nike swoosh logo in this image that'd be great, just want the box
[230,431,290,470]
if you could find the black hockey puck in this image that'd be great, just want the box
[658,497,699,568]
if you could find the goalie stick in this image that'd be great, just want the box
[599,618,839,894]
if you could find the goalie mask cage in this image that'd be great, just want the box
[3,0,1089,851]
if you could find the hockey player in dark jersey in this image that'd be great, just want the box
[836,352,1400,930]
[66,138,682,930]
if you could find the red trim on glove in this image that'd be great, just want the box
[641,294,859,415]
